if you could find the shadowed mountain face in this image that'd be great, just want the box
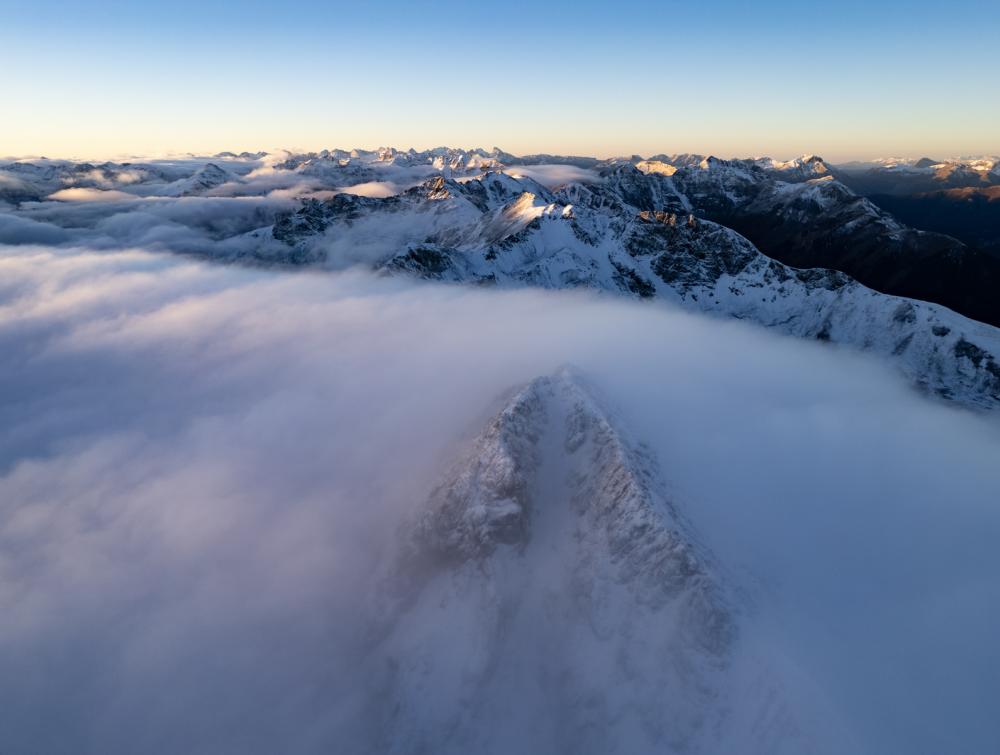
[639,158,1000,330]
[835,157,1000,196]
[692,189,1000,329]
[831,157,1000,269]
[866,188,1000,258]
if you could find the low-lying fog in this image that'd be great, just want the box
[1,243,998,754]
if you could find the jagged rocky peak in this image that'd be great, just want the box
[422,174,453,200]
[409,367,733,652]
[352,369,848,754]
[762,154,832,181]
[659,152,707,167]
[635,159,679,176]
[638,209,698,227]
[595,160,642,180]
[376,146,401,161]
[195,162,230,182]
[413,377,545,561]
[174,162,238,195]
[479,169,555,203]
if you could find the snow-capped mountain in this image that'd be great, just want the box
[248,150,1000,331]
[837,156,1000,195]
[352,368,852,754]
[625,157,1000,329]
[260,168,1000,410]
[164,162,240,196]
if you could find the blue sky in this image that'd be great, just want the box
[2,0,998,159]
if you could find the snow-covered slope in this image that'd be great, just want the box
[163,162,239,196]
[260,170,1000,410]
[353,368,853,754]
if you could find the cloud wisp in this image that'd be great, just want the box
[0,155,440,260]
[502,163,603,187]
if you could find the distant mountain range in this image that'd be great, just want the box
[835,155,1000,195]
[2,147,999,410]
[832,156,1000,258]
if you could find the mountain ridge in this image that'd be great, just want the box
[260,168,1000,411]
[354,368,852,754]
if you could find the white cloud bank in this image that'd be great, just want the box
[502,163,603,187]
[1,243,999,754]
[47,187,143,203]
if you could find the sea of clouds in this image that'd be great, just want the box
[1,239,999,754]
[0,154,605,262]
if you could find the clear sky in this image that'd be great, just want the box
[2,0,998,161]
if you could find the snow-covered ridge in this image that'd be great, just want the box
[259,169,1000,411]
[408,368,728,623]
[357,368,848,754]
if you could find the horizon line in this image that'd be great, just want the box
[3,146,1000,165]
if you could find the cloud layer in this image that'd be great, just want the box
[1,244,999,753]
[0,155,605,264]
